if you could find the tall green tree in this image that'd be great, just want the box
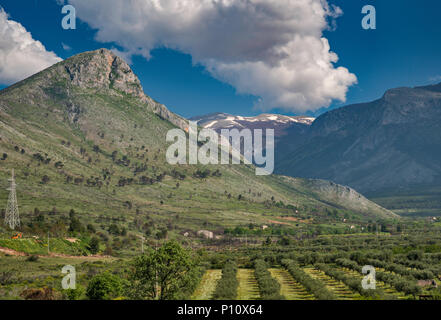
[89,237,100,254]
[129,240,200,300]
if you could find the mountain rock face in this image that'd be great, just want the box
[281,177,395,215]
[275,83,441,195]
[63,48,144,96]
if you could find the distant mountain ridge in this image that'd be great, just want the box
[192,82,441,216]
[191,112,314,131]
[275,82,441,195]
[191,113,315,150]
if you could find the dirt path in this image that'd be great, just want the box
[0,247,27,256]
[0,246,113,260]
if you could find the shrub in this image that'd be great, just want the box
[26,255,39,262]
[21,287,58,300]
[213,261,239,300]
[0,271,14,285]
[89,237,100,254]
[65,285,85,300]
[41,175,50,184]
[86,272,123,300]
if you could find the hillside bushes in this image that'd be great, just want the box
[335,258,359,271]
[253,259,284,300]
[213,261,239,300]
[281,259,336,300]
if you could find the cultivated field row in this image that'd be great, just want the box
[191,264,416,300]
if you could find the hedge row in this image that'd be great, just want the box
[281,259,336,300]
[253,259,284,300]
[375,271,421,296]
[213,261,239,299]
[356,257,434,280]
[394,258,441,278]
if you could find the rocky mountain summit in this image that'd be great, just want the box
[2,48,188,130]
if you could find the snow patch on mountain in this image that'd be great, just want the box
[191,113,315,130]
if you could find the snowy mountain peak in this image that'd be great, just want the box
[190,113,315,131]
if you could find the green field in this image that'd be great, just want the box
[191,269,222,300]
[236,269,260,300]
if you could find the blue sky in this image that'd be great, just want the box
[0,0,440,118]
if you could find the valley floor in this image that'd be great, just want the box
[1,233,441,300]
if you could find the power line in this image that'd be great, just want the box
[5,169,20,230]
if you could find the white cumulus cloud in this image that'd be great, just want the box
[0,9,62,85]
[68,0,357,113]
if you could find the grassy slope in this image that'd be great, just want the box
[0,251,120,299]
[0,238,88,255]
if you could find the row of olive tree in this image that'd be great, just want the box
[253,259,284,300]
[281,259,336,300]
[212,261,239,300]
[334,258,421,297]
[359,258,435,280]
[314,263,385,299]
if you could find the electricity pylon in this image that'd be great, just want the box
[5,169,20,230]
